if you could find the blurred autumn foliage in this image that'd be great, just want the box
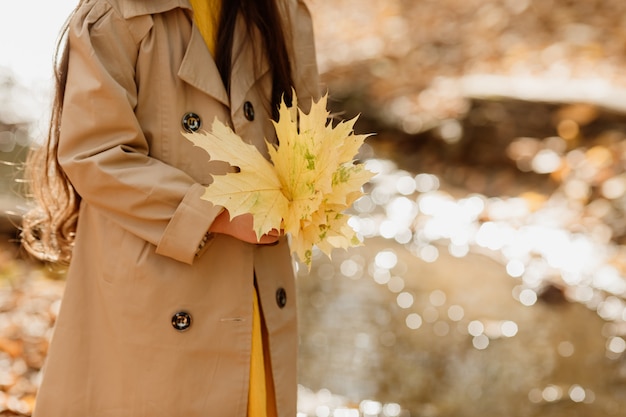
[311,0,626,124]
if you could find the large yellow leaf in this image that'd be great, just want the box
[184,119,288,238]
[184,93,374,267]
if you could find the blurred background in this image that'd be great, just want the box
[2,0,626,416]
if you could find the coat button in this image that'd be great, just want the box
[172,311,192,331]
[182,112,202,132]
[243,101,255,121]
[276,287,287,309]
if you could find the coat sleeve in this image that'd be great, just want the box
[58,1,221,265]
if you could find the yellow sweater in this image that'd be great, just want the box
[189,0,220,55]
[188,1,274,416]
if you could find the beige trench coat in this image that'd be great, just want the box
[33,0,320,416]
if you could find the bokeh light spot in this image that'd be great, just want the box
[396,292,414,309]
[375,250,398,270]
[406,313,423,330]
[472,334,489,350]
[447,305,465,321]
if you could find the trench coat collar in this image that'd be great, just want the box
[119,0,192,18]
[178,26,230,106]
[230,15,271,114]
[119,0,270,111]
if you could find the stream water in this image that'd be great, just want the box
[295,99,626,417]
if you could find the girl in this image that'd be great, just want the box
[21,0,320,416]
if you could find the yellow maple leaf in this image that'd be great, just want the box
[185,92,374,266]
[184,119,288,238]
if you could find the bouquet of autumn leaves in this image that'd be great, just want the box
[184,93,374,266]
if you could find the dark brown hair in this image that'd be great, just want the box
[216,0,294,115]
[21,7,79,263]
[21,0,294,263]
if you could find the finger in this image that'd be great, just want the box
[258,233,280,245]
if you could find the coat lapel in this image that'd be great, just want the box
[122,0,229,106]
[229,14,270,114]
[123,0,269,110]
[178,25,230,107]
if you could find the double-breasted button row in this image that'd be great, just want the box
[172,287,285,332]
[182,102,254,133]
